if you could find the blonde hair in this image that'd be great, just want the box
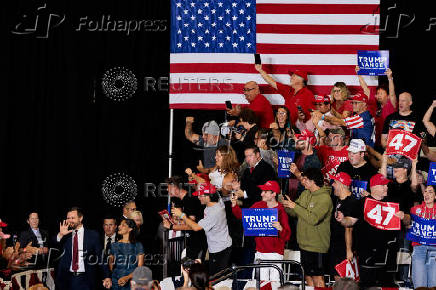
[127,210,143,226]
[331,82,350,101]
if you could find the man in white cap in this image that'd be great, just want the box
[130,266,153,289]
[336,139,377,198]
[184,117,227,172]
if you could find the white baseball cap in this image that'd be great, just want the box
[347,139,366,153]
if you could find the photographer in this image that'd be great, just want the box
[171,183,232,276]
[232,108,259,163]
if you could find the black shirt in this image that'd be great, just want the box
[382,111,426,139]
[336,161,378,185]
[387,179,416,213]
[349,196,399,261]
[330,194,358,251]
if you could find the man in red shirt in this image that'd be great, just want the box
[255,64,315,125]
[231,180,291,283]
[227,81,274,128]
[316,127,349,180]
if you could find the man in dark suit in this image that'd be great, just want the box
[233,145,276,207]
[18,212,49,269]
[54,207,111,290]
[231,145,276,281]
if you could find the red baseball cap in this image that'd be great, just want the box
[370,173,391,188]
[331,172,352,186]
[0,219,8,228]
[295,129,316,146]
[351,92,368,103]
[192,183,217,196]
[314,95,331,104]
[258,180,280,194]
[289,70,308,82]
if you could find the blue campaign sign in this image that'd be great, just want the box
[351,180,368,200]
[357,50,389,76]
[427,162,436,185]
[277,150,295,178]
[406,214,436,245]
[242,208,278,237]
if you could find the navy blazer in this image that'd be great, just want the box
[54,228,110,290]
[19,227,49,268]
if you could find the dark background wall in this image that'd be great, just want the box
[1,0,435,251]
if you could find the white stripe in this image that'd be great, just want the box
[257,14,380,25]
[257,33,379,45]
[256,0,379,4]
[170,73,379,86]
[170,93,286,105]
[171,53,362,65]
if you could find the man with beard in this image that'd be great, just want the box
[54,207,111,290]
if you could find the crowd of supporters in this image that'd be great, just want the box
[1,64,436,290]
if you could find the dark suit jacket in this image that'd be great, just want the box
[54,228,109,290]
[19,227,49,268]
[241,159,276,207]
[19,227,49,248]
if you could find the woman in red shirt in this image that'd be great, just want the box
[408,185,436,288]
[330,82,353,119]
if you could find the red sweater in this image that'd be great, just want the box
[410,202,436,247]
[232,201,291,255]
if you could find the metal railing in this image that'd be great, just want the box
[211,263,285,289]
[256,259,305,290]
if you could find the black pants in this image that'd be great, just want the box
[209,247,232,276]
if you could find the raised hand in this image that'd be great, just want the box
[385,68,393,79]
[272,221,283,231]
[282,195,296,209]
[255,64,262,72]
[355,66,360,74]
[59,220,72,238]
[186,116,194,123]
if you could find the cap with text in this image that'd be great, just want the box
[289,69,308,81]
[370,173,391,187]
[331,172,352,186]
[131,266,152,286]
[192,183,217,196]
[258,180,280,194]
[347,139,366,153]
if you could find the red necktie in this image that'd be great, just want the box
[250,167,254,174]
[72,230,79,272]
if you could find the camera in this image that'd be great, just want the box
[181,257,196,270]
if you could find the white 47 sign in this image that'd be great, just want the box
[335,257,360,281]
[364,198,401,230]
[386,129,421,159]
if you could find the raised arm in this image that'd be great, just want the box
[255,64,278,90]
[423,100,436,137]
[410,157,418,193]
[185,117,200,143]
[386,68,397,108]
[355,66,370,97]
[323,114,346,127]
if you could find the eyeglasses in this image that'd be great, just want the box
[243,87,256,92]
[333,89,342,93]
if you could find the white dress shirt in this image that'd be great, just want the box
[69,226,85,273]
[31,228,44,247]
[104,233,116,252]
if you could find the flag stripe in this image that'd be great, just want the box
[256,0,380,4]
[257,24,379,34]
[257,14,379,25]
[171,53,363,65]
[169,84,368,95]
[257,33,379,45]
[170,73,378,86]
[256,44,379,54]
[256,4,379,14]
[170,63,359,74]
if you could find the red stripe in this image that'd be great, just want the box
[256,4,380,14]
[169,84,374,95]
[171,63,358,75]
[256,24,379,35]
[257,44,379,54]
[170,103,229,110]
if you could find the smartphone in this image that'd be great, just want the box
[225,100,232,110]
[254,53,261,65]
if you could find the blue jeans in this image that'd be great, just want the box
[412,245,436,288]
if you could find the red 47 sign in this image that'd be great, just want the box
[335,258,360,281]
[364,198,401,230]
[386,129,422,159]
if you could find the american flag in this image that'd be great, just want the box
[170,0,380,109]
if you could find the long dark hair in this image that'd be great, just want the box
[189,263,210,290]
[121,219,137,243]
